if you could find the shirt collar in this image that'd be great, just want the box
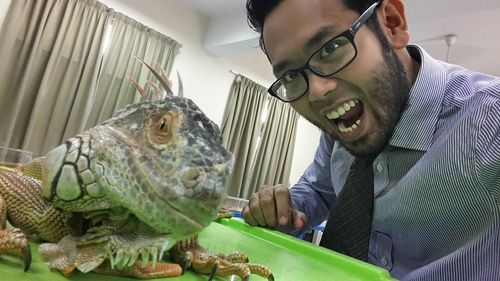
[388,45,447,151]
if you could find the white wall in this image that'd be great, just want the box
[289,117,322,186]
[0,0,12,29]
[203,8,260,57]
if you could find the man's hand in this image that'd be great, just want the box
[242,184,307,233]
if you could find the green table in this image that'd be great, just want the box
[0,218,395,281]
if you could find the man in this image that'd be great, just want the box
[242,0,500,280]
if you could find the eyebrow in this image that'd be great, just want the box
[272,25,341,76]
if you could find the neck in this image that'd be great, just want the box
[398,47,420,85]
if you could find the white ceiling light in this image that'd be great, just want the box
[444,34,457,62]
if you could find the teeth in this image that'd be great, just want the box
[159,241,170,261]
[109,242,170,270]
[128,251,139,267]
[325,99,360,120]
[114,249,125,268]
[326,111,339,119]
[120,253,132,269]
[140,248,150,268]
[338,119,362,134]
[108,250,115,269]
[150,247,158,268]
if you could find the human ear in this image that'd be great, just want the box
[377,0,410,50]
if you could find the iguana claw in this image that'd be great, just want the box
[22,243,32,272]
[0,227,32,271]
[207,262,218,281]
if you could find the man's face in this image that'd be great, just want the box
[263,0,411,157]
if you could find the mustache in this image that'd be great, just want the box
[310,80,365,110]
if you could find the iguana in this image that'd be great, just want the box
[0,65,273,280]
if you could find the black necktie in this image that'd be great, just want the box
[320,156,375,261]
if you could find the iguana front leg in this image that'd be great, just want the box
[0,195,31,271]
[169,235,274,281]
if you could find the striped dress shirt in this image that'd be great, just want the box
[290,45,499,280]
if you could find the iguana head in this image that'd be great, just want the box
[42,96,233,240]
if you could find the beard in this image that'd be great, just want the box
[340,47,412,158]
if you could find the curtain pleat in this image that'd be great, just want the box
[221,76,299,199]
[221,76,267,198]
[247,98,299,197]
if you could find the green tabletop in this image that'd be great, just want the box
[0,218,395,281]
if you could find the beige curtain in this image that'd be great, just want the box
[0,1,179,156]
[246,98,299,198]
[221,75,299,199]
[0,0,110,156]
[84,11,180,129]
[221,76,268,198]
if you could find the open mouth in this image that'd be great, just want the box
[325,99,364,134]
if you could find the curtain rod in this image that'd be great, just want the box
[229,70,243,82]
[229,70,241,76]
[229,70,266,87]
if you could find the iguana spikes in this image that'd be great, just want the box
[134,55,174,97]
[146,81,160,98]
[157,66,184,98]
[176,71,184,97]
[128,76,147,98]
[157,64,170,85]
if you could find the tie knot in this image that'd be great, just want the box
[351,156,376,170]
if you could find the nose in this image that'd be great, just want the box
[214,162,229,176]
[182,168,200,188]
[305,71,338,102]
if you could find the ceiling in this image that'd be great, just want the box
[183,0,500,76]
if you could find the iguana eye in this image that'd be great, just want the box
[147,111,182,145]
[157,117,168,132]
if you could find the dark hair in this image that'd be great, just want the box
[246,0,383,53]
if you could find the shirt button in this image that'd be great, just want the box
[381,256,388,267]
[376,163,383,173]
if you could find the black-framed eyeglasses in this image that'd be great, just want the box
[268,1,381,102]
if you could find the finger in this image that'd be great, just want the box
[292,210,308,231]
[258,188,277,227]
[274,186,292,226]
[248,194,267,226]
[242,205,258,225]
